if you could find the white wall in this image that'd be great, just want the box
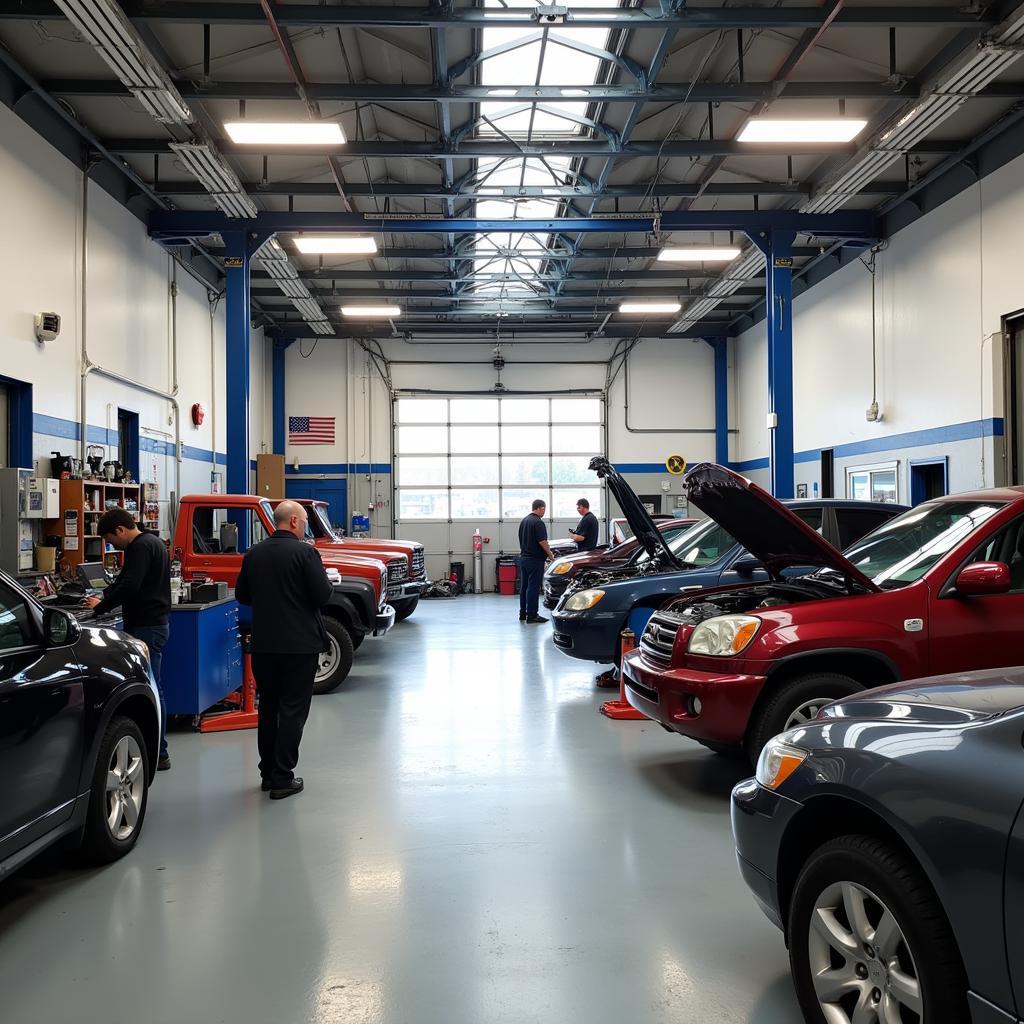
[0,101,269,537]
[734,153,1024,500]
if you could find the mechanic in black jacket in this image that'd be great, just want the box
[235,500,333,800]
[86,507,172,770]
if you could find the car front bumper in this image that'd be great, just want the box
[621,651,766,745]
[387,580,429,602]
[730,777,803,931]
[542,577,571,609]
[373,604,396,636]
[551,611,621,663]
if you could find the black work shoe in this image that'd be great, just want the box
[260,779,272,792]
[269,778,304,800]
[157,757,171,772]
[519,613,527,622]
[526,615,549,624]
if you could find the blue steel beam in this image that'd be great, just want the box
[704,338,730,467]
[272,341,287,455]
[748,231,796,498]
[150,210,879,239]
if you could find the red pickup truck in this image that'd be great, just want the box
[172,494,398,693]
[280,499,429,621]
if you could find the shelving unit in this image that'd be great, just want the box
[45,479,143,571]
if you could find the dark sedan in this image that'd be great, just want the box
[1,571,161,879]
[731,670,1024,1024]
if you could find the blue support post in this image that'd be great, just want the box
[272,342,286,456]
[760,231,795,497]
[711,338,729,466]
[223,231,252,495]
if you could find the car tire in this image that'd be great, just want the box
[315,617,354,694]
[351,630,364,651]
[694,738,745,758]
[789,834,969,1024]
[746,672,862,762]
[79,715,150,864]
[392,596,419,622]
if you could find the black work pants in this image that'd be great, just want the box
[252,652,319,788]
[519,555,545,618]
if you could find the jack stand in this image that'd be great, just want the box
[200,635,259,732]
[594,667,619,689]
[601,628,647,720]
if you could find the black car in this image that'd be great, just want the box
[731,670,1024,1024]
[1,571,161,880]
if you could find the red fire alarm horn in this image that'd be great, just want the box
[191,403,206,427]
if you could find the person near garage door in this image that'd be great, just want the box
[85,507,172,771]
[235,500,333,800]
[518,498,555,624]
[569,498,599,552]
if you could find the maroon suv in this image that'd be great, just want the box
[623,463,1024,764]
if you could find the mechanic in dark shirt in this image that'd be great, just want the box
[85,507,172,770]
[235,500,333,800]
[517,498,555,624]
[569,498,600,552]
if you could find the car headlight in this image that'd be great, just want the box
[126,636,150,663]
[687,614,760,656]
[549,560,573,576]
[756,739,808,790]
[562,589,605,612]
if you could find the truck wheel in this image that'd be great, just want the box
[351,630,364,651]
[79,715,150,864]
[392,596,419,622]
[315,618,354,695]
[746,672,862,764]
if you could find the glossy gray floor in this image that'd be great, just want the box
[0,596,801,1024]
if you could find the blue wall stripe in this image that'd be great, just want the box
[286,462,391,475]
[733,418,1005,475]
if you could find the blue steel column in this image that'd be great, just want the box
[712,338,729,466]
[272,341,286,456]
[223,231,252,494]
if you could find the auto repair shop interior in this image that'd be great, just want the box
[6,2,1024,1023]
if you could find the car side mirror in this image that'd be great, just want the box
[956,561,1011,596]
[733,555,765,575]
[43,607,81,647]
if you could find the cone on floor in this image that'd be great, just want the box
[601,628,647,720]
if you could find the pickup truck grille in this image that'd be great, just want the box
[640,612,680,665]
[410,547,426,581]
[387,560,409,584]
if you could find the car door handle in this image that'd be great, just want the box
[679,585,702,592]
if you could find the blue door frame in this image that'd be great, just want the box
[910,457,949,506]
[286,479,348,532]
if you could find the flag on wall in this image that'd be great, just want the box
[289,416,336,445]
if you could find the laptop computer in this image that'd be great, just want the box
[77,562,111,595]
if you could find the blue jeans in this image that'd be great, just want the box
[130,624,170,759]
[518,556,545,618]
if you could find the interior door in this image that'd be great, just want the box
[927,516,1024,674]
[0,582,83,859]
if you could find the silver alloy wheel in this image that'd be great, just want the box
[785,698,833,729]
[105,735,145,842]
[808,880,922,1024]
[317,634,339,682]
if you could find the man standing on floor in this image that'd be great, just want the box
[518,498,555,624]
[85,508,172,771]
[569,498,600,552]
[235,500,333,800]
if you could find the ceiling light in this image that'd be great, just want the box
[618,302,682,315]
[737,118,867,143]
[223,121,346,145]
[293,236,378,255]
[341,305,402,318]
[169,142,258,218]
[657,247,742,263]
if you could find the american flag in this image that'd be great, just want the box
[289,416,336,445]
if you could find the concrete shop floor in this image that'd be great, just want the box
[0,595,801,1024]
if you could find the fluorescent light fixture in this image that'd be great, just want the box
[223,121,346,145]
[293,236,378,255]
[657,247,742,263]
[169,142,258,218]
[619,302,682,315]
[308,320,336,336]
[341,305,402,318]
[737,118,868,143]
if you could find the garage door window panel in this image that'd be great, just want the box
[501,455,549,486]
[552,399,601,423]
[397,399,446,423]
[451,489,500,519]
[451,425,500,454]
[552,456,592,485]
[501,399,549,423]
[451,457,499,485]
[553,490,602,518]
[503,488,550,519]
[451,399,499,423]
[502,425,549,453]
[398,490,449,519]
[398,457,449,486]
[552,425,601,453]
[398,426,448,453]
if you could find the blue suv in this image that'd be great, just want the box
[551,458,906,665]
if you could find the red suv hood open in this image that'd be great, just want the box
[684,463,879,589]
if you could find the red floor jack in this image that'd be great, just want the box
[600,628,647,720]
[200,635,259,733]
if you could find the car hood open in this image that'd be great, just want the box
[683,463,878,588]
[589,456,681,569]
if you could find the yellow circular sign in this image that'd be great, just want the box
[666,455,686,476]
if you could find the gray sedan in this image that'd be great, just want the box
[731,669,1024,1024]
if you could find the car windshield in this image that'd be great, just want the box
[634,517,737,567]
[309,505,335,539]
[841,500,1006,588]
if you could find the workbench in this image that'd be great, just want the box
[161,596,242,717]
